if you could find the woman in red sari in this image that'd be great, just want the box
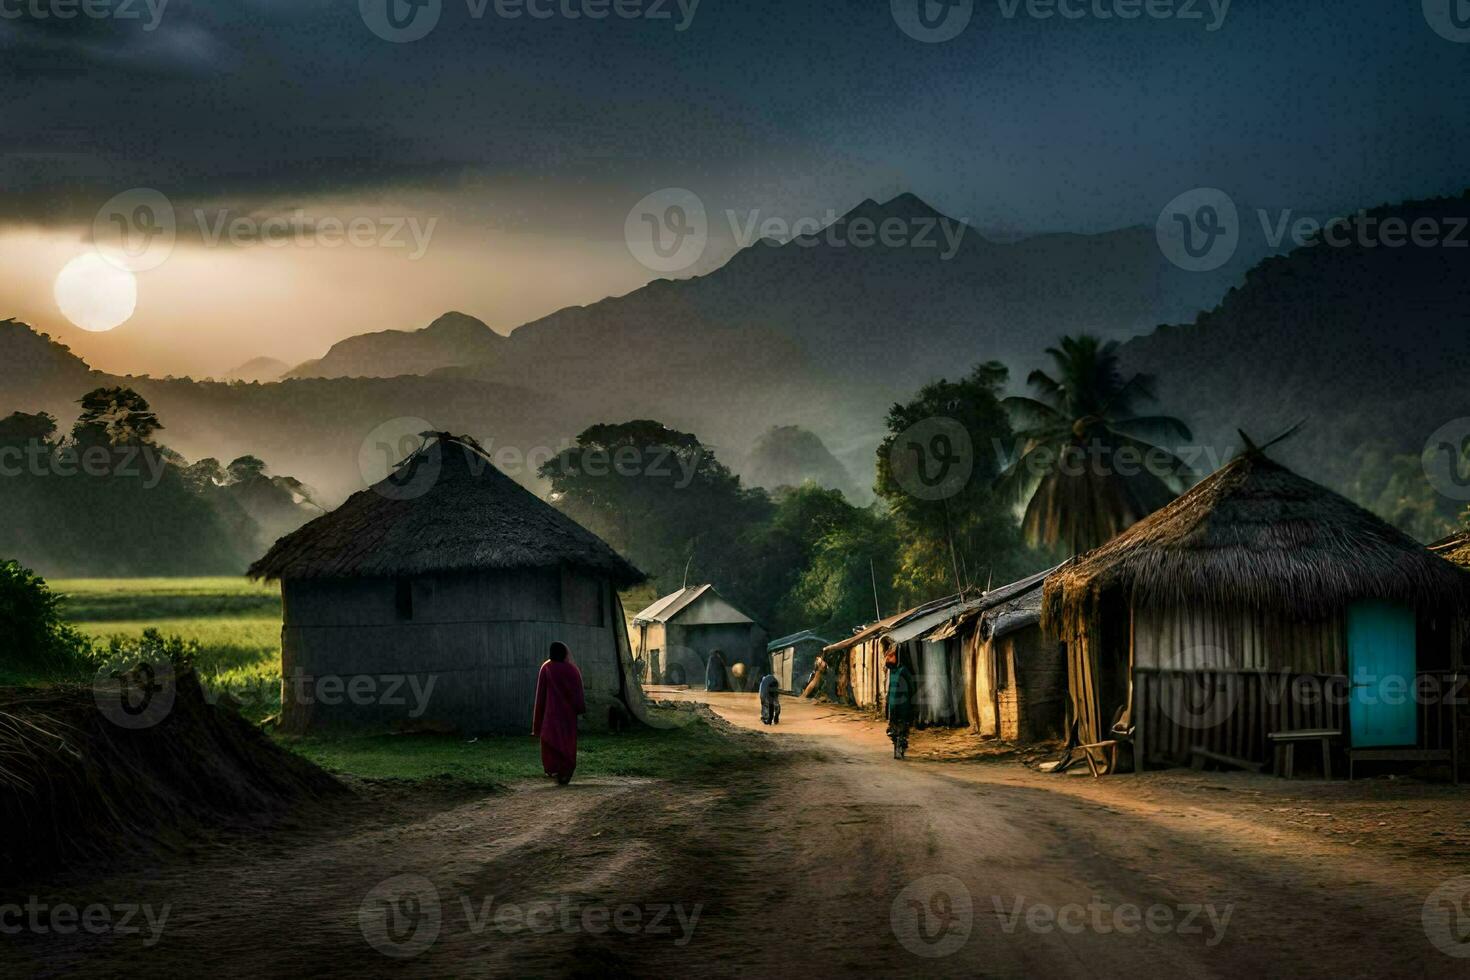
[532,641,586,785]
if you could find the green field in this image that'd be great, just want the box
[53,576,285,723]
[41,578,720,780]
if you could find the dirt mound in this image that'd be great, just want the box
[0,666,343,880]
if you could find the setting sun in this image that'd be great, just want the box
[53,253,137,333]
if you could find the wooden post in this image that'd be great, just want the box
[1131,607,1145,773]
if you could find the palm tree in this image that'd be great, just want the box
[997,335,1194,554]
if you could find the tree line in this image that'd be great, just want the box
[0,387,316,576]
[543,334,1194,640]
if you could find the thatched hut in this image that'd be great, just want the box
[249,433,646,734]
[1043,446,1470,774]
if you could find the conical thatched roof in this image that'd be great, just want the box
[1043,449,1470,624]
[249,433,644,586]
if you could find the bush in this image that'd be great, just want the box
[0,559,95,678]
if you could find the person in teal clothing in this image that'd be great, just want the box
[884,649,915,759]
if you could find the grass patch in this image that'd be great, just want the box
[51,577,280,622]
[36,579,286,725]
[281,711,743,787]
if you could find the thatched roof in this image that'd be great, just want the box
[249,433,644,586]
[1043,449,1470,625]
[1430,530,1470,569]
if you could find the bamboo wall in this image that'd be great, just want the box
[995,626,1067,743]
[279,568,625,734]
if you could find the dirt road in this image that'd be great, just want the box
[7,691,1468,978]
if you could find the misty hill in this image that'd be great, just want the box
[302,194,1257,389]
[739,425,864,502]
[286,311,507,379]
[223,356,288,383]
[1120,190,1470,506]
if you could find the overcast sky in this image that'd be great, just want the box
[2,0,1466,376]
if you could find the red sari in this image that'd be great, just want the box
[532,659,586,782]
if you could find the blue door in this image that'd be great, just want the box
[1346,601,1417,747]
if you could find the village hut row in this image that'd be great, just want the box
[819,567,1066,743]
[814,446,1470,777]
[250,433,648,734]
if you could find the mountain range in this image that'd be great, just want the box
[3,190,1465,527]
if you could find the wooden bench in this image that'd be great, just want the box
[1268,728,1340,779]
[1348,748,1457,784]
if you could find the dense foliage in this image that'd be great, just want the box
[0,559,92,676]
[0,388,314,576]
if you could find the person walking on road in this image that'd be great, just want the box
[532,641,586,785]
[884,649,915,759]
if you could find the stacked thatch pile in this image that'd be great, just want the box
[0,669,343,880]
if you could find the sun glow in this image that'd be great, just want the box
[54,253,138,333]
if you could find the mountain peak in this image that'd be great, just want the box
[838,192,955,226]
[422,311,493,336]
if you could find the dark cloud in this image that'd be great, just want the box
[1,0,1467,236]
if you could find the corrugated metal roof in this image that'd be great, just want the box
[887,566,1059,645]
[631,583,757,625]
[822,594,960,653]
[631,584,711,624]
[767,629,832,651]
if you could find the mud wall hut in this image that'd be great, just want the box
[954,577,1066,743]
[632,584,767,690]
[249,433,647,735]
[1043,446,1470,774]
